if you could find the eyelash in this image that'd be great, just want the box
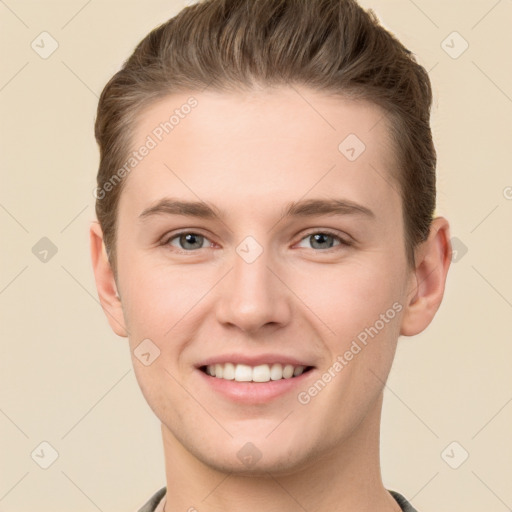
[160,229,352,254]
[298,229,353,251]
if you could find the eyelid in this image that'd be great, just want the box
[160,228,353,253]
[161,230,215,251]
[296,228,353,248]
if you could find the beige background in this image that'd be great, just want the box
[1,0,511,511]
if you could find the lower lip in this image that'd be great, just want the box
[196,368,315,404]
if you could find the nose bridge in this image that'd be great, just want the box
[215,237,290,332]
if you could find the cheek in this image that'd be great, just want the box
[291,256,405,339]
[118,254,219,365]
[117,249,190,331]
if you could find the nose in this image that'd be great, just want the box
[215,243,292,334]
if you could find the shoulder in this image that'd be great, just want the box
[137,487,166,512]
[137,487,416,512]
[388,489,419,512]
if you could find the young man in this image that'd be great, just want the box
[90,1,451,511]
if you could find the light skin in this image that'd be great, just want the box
[90,86,451,512]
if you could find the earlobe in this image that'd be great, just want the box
[400,217,452,337]
[89,222,128,337]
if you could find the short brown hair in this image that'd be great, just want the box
[95,0,436,275]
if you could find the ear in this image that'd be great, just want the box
[400,216,452,336]
[89,221,128,337]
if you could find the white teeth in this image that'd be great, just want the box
[269,363,282,380]
[234,364,253,382]
[204,363,309,382]
[222,362,235,380]
[282,364,294,379]
[293,365,305,376]
[252,364,270,382]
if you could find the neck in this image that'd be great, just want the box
[161,393,400,512]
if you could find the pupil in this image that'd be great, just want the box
[181,233,203,249]
[312,233,332,249]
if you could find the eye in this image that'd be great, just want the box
[164,232,213,251]
[296,231,351,251]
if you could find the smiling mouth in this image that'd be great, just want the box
[199,363,314,383]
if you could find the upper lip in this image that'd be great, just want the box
[196,353,315,368]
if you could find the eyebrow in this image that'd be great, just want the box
[138,197,375,221]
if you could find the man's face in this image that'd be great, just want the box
[114,86,414,474]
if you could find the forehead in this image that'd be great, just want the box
[120,86,400,221]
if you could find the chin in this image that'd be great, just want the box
[199,450,308,476]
